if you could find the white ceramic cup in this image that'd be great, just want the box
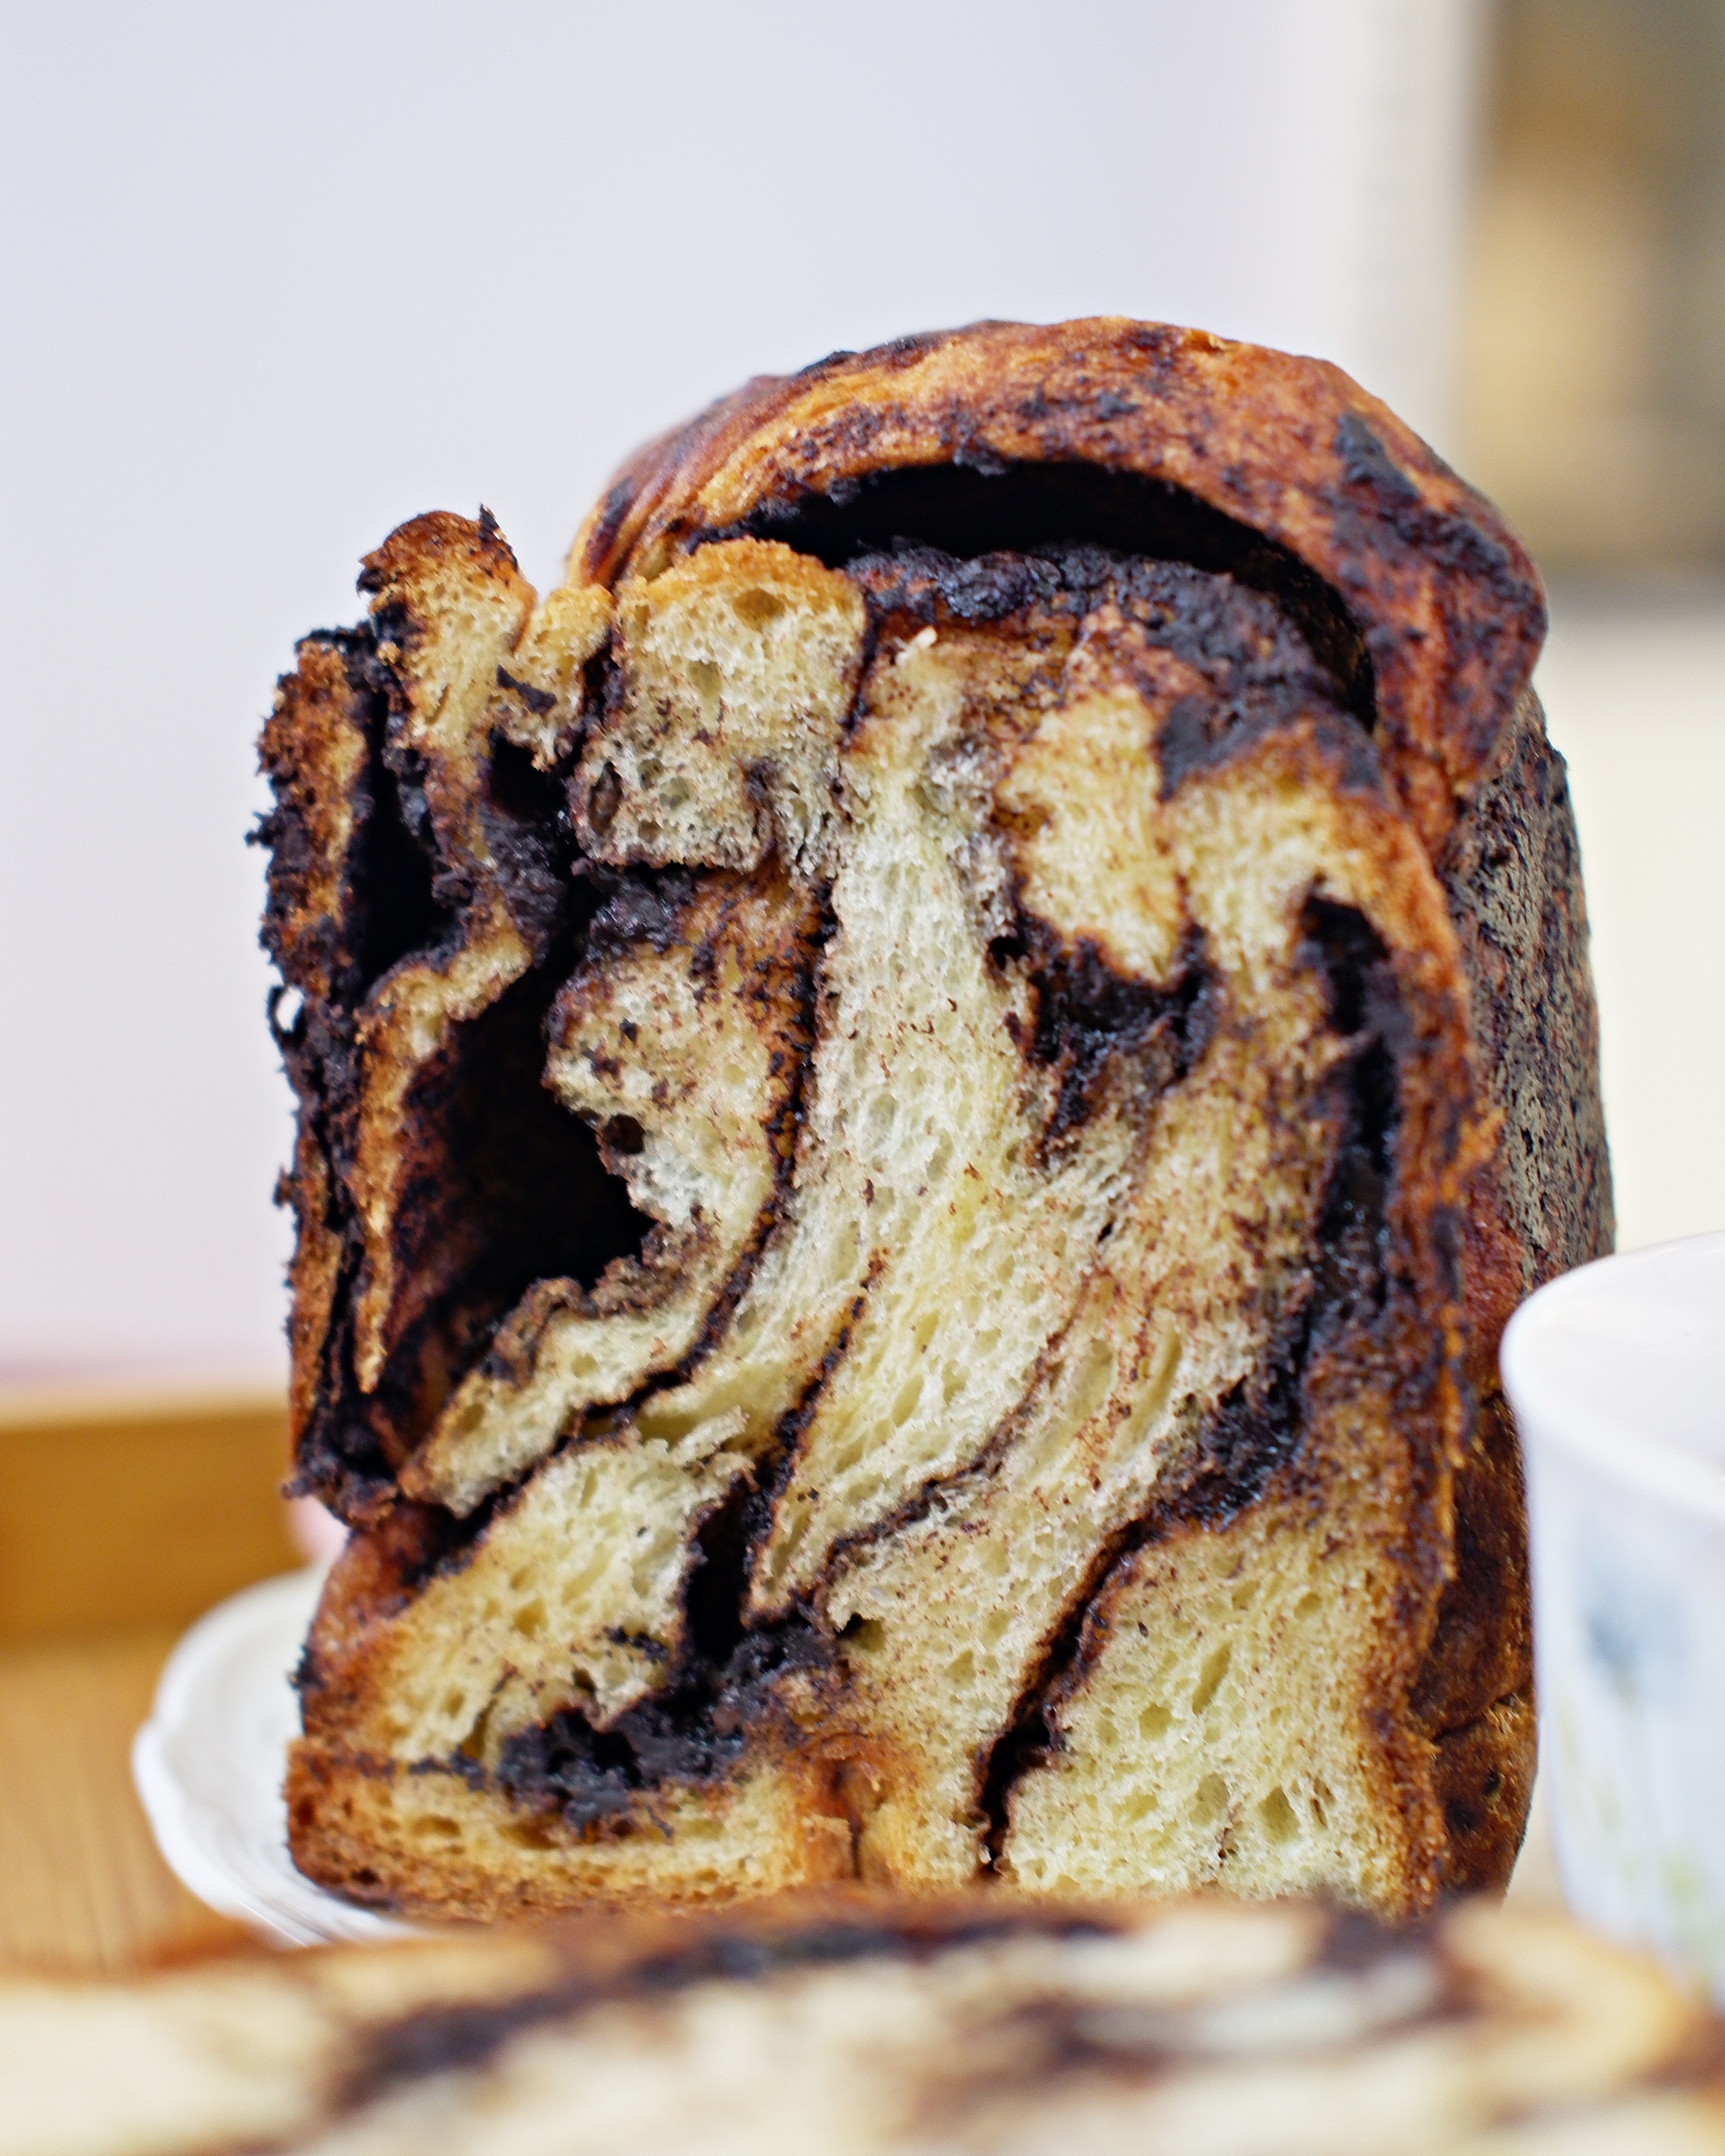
[1502,1229,1725,2000]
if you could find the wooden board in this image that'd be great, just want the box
[0,1387,294,1969]
[0,1388,297,1642]
[0,1625,249,1971]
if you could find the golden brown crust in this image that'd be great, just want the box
[1403,686,1614,1883]
[258,637,373,999]
[1409,1395,1533,1753]
[573,318,1545,855]
[282,1121,343,1450]
[1430,1693,1538,1892]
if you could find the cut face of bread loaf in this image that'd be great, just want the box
[9,1895,1722,2156]
[260,320,1610,1921]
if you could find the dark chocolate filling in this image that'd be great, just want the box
[273,642,656,1521]
[493,1452,829,1831]
[725,460,1374,731]
[483,1277,869,1825]
[997,920,1218,1147]
[285,923,652,1525]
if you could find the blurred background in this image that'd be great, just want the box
[3,0,1722,1387]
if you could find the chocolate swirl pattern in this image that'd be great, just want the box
[260,322,1608,1920]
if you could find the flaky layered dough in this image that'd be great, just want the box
[260,319,1609,1922]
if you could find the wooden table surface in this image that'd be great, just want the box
[0,1386,292,1971]
[0,1624,249,1971]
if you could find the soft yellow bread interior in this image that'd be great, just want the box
[1000,1454,1416,1908]
[293,534,1477,1917]
[575,538,867,874]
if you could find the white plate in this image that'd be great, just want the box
[132,1567,420,1946]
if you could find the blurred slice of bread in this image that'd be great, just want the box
[5,1894,1722,2155]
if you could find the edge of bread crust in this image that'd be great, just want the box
[1410,685,1614,1889]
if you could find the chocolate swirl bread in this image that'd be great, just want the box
[9,1896,1723,2154]
[260,320,1609,1921]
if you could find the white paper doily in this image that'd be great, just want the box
[132,1568,421,1946]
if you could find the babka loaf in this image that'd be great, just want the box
[260,319,1610,1921]
[8,1895,1722,2155]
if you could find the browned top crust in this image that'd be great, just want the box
[571,318,1545,856]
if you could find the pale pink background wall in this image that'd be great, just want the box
[2,1,1546,1382]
